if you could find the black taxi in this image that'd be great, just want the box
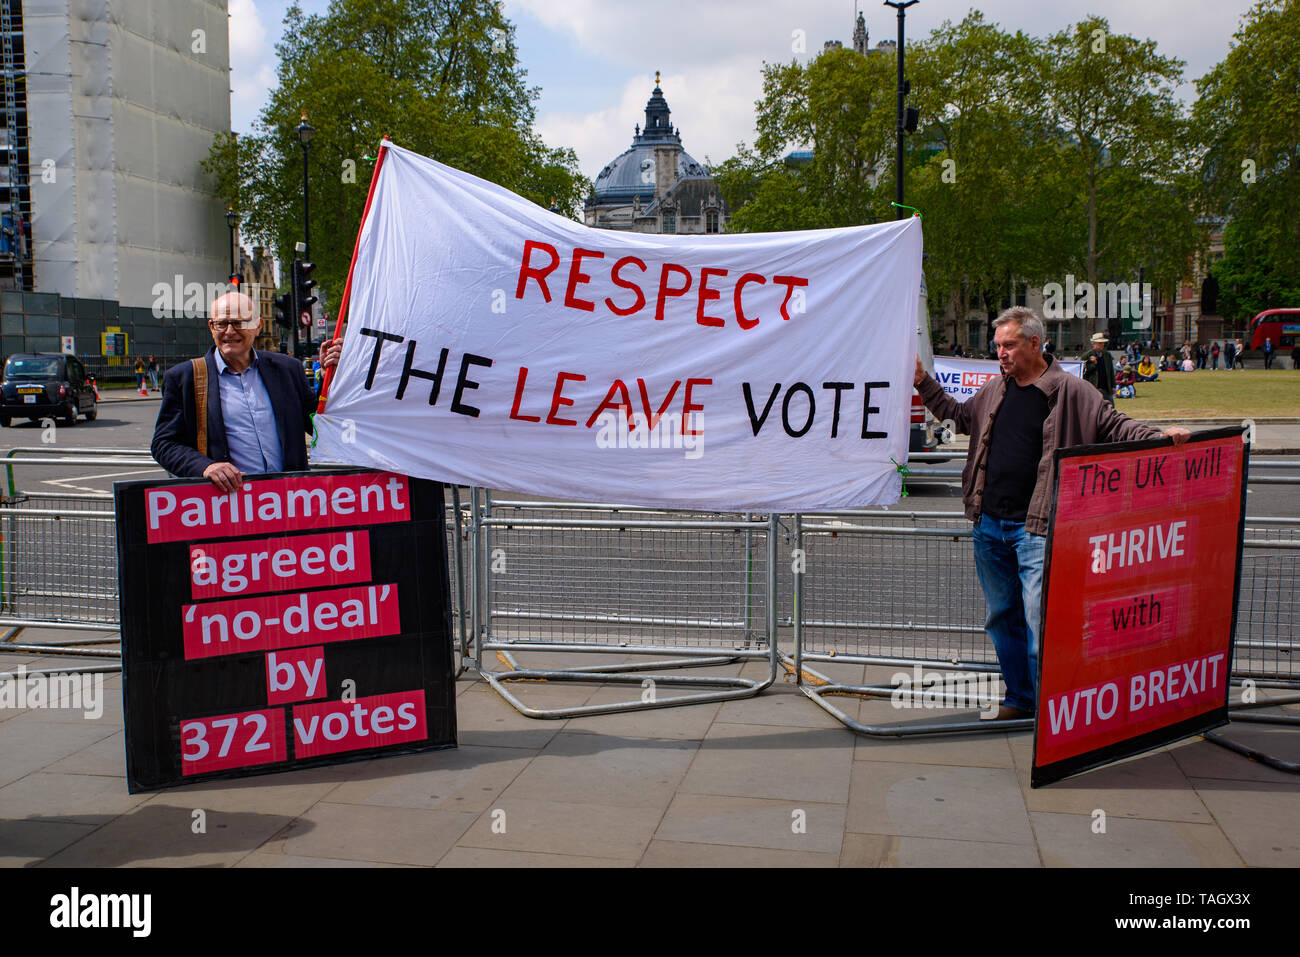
[1,353,98,426]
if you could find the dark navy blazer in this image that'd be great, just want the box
[151,347,317,478]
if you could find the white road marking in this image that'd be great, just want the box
[42,467,163,493]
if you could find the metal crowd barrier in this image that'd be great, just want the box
[788,507,1300,737]
[0,444,1296,734]
[471,491,778,717]
[0,448,151,670]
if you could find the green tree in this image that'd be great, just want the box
[714,47,897,232]
[1196,0,1300,320]
[203,0,585,306]
[905,13,1059,344]
[1030,17,1197,292]
[1213,217,1300,321]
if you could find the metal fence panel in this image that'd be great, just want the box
[794,511,990,665]
[1,492,118,626]
[480,501,769,651]
[791,509,1299,681]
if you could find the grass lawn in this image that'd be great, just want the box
[1114,368,1300,419]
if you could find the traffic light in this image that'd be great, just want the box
[292,259,317,324]
[273,292,294,331]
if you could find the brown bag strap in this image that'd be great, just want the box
[190,357,208,458]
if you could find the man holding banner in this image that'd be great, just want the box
[152,291,342,491]
[914,307,1190,720]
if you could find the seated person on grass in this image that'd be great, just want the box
[1115,362,1137,399]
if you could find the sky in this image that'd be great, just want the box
[230,0,1258,181]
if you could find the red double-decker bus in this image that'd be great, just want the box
[1248,308,1300,350]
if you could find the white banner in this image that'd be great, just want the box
[933,356,1082,403]
[314,143,923,511]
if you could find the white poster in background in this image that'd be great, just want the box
[314,142,923,512]
[933,356,1083,403]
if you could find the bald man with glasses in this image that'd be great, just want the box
[151,291,343,490]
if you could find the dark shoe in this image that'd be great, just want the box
[993,705,1033,721]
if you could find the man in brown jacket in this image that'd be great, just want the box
[914,307,1190,720]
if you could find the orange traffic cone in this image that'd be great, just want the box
[139,381,149,396]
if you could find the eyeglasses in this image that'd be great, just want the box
[208,318,260,332]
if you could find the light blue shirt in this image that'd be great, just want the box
[213,349,283,474]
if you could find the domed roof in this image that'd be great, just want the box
[593,145,710,202]
[591,77,712,203]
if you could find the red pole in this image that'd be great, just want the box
[316,139,391,412]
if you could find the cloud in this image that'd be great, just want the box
[536,65,762,179]
[516,0,1254,174]
[228,0,279,131]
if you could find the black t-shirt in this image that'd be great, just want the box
[983,378,1050,522]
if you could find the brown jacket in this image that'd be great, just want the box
[917,355,1163,535]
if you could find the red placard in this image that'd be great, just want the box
[189,530,372,599]
[181,583,401,660]
[179,707,288,775]
[1031,429,1247,787]
[292,690,428,759]
[144,472,411,544]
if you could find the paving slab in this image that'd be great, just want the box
[1167,726,1300,785]
[321,745,535,813]
[850,698,1016,768]
[1186,778,1300,866]
[454,681,585,749]
[715,684,849,729]
[639,837,839,867]
[496,731,696,810]
[234,852,411,868]
[563,686,722,739]
[786,659,867,687]
[0,818,98,866]
[454,796,664,860]
[264,802,478,866]
[141,766,354,817]
[1031,811,1243,867]
[2,692,121,726]
[679,722,855,805]
[38,803,296,867]
[847,760,1035,846]
[44,730,128,777]
[840,831,1041,867]
[653,792,845,855]
[1010,748,1215,825]
[436,846,634,868]
[0,715,120,788]
[0,772,149,824]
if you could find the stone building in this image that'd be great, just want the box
[584,74,727,235]
[235,244,279,352]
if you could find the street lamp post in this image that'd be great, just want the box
[884,0,918,220]
[296,111,314,260]
[295,111,315,356]
[225,207,238,284]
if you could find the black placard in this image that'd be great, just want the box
[115,470,455,791]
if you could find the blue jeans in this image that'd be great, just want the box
[972,513,1046,712]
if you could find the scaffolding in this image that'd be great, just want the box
[0,0,31,292]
